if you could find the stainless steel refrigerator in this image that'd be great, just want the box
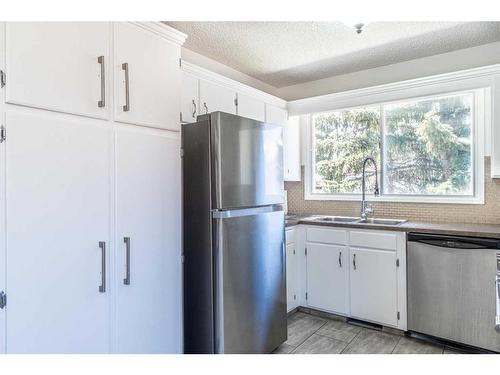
[182,111,287,354]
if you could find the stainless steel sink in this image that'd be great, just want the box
[313,216,360,223]
[357,218,407,226]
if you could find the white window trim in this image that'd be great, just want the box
[304,87,487,205]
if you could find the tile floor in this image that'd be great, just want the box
[273,312,472,354]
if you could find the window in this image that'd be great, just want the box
[307,90,485,204]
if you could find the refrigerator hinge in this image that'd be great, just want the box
[397,311,400,320]
[396,258,400,267]
[0,125,5,143]
[0,70,5,88]
[0,291,6,309]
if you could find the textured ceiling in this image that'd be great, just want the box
[165,21,500,88]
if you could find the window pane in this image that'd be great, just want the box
[312,107,380,194]
[383,93,473,196]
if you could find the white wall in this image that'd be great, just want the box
[277,41,500,100]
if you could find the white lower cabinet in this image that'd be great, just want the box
[115,125,181,353]
[285,228,299,312]
[349,247,398,327]
[0,110,182,353]
[298,226,406,329]
[306,243,348,315]
[5,110,111,353]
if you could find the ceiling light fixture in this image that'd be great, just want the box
[353,23,365,34]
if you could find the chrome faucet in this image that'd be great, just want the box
[360,157,380,220]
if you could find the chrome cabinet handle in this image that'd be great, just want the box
[123,237,131,285]
[495,276,500,332]
[122,62,130,112]
[192,100,197,118]
[353,253,356,270]
[0,70,5,88]
[97,56,105,108]
[338,251,342,268]
[203,102,208,114]
[99,241,106,293]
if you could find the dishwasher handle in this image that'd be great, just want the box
[408,233,500,249]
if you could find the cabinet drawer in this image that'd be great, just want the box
[350,230,398,251]
[307,227,347,245]
[285,229,295,244]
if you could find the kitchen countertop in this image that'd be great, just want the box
[285,215,500,239]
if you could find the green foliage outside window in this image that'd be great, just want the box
[312,93,473,196]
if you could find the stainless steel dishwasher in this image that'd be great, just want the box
[407,233,500,352]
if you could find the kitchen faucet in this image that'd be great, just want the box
[360,157,380,220]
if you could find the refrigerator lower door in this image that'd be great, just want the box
[212,205,286,353]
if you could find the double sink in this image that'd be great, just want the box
[310,216,407,226]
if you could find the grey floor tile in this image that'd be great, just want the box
[392,337,444,354]
[287,312,310,324]
[285,313,327,347]
[292,334,347,354]
[316,320,362,343]
[342,328,400,354]
[272,343,295,354]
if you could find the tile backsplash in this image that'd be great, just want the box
[285,157,500,224]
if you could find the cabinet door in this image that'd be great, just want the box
[114,23,181,130]
[115,125,182,353]
[283,116,301,181]
[5,110,110,353]
[306,243,348,315]
[265,104,287,126]
[181,72,199,123]
[286,242,299,312]
[237,93,265,122]
[5,22,110,119]
[350,248,398,327]
[0,22,5,355]
[199,79,236,115]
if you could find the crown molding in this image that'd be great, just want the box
[130,22,187,46]
[288,63,500,115]
[181,60,287,108]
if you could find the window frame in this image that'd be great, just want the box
[305,88,487,204]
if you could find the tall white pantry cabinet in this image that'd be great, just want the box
[0,22,186,353]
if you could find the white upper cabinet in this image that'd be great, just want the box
[115,125,182,353]
[265,104,287,126]
[181,72,199,123]
[237,93,265,122]
[199,79,237,115]
[349,247,398,327]
[5,110,111,353]
[5,22,110,119]
[306,242,349,315]
[114,23,182,130]
[283,116,301,181]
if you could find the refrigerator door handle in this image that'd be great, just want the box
[212,204,283,219]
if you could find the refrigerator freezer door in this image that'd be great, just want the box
[211,112,284,209]
[213,206,287,353]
